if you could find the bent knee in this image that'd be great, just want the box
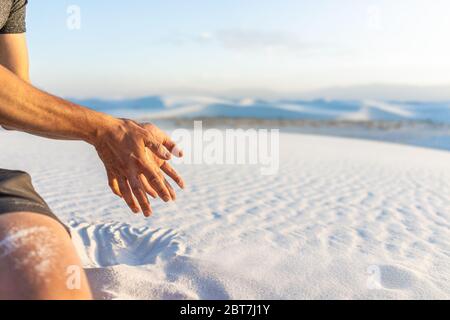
[0,211,68,237]
[0,212,91,300]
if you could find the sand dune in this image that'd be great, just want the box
[1,129,450,299]
[73,96,450,124]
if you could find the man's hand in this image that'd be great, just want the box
[0,64,185,217]
[92,119,184,217]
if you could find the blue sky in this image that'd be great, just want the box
[26,0,450,99]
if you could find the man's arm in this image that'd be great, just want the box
[0,34,67,139]
[0,63,114,142]
[0,63,184,216]
[0,25,184,218]
[0,33,29,81]
[0,33,29,131]
[0,33,110,140]
[0,34,93,140]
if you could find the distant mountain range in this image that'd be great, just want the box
[297,84,450,102]
[70,96,450,124]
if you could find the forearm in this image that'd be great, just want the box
[0,64,117,144]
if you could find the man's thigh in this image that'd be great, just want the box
[0,212,91,300]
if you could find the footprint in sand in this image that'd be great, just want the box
[69,221,230,300]
[378,265,417,290]
[368,265,417,290]
[69,221,184,267]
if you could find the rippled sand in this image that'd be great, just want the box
[1,130,450,299]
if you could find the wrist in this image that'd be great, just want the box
[83,113,122,146]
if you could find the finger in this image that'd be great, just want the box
[129,176,152,217]
[161,162,185,189]
[171,145,184,158]
[118,178,140,214]
[107,173,122,197]
[163,177,176,201]
[142,169,172,202]
[145,140,172,161]
[163,138,183,158]
[139,174,158,199]
[135,148,172,202]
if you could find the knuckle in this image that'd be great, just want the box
[145,173,158,182]
[133,157,149,171]
[150,177,162,185]
[143,123,155,130]
[153,142,162,151]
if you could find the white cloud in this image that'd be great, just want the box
[163,29,332,56]
[215,29,305,51]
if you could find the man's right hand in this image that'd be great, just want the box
[92,118,184,217]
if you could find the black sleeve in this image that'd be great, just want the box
[0,0,28,34]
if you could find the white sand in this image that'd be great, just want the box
[1,130,450,299]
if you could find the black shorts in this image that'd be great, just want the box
[0,168,70,234]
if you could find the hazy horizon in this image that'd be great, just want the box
[66,83,450,102]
